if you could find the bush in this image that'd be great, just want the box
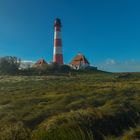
[0,56,20,75]
[59,65,71,73]
[30,63,71,75]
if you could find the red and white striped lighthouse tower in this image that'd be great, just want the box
[53,18,63,64]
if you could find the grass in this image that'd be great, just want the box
[0,71,140,139]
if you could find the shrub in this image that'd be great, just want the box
[0,56,20,75]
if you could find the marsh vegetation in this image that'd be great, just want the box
[0,71,140,139]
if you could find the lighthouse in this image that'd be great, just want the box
[53,18,64,64]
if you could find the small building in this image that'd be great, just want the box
[32,59,48,68]
[69,53,90,70]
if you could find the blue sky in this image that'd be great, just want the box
[0,0,140,72]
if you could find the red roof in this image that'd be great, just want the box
[35,59,47,65]
[69,53,90,65]
[33,59,48,67]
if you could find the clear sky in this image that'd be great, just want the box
[0,0,140,72]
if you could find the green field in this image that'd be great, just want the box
[0,71,140,140]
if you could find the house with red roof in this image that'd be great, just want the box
[32,59,48,68]
[69,53,90,70]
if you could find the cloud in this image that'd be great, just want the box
[96,59,140,72]
[105,59,118,65]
